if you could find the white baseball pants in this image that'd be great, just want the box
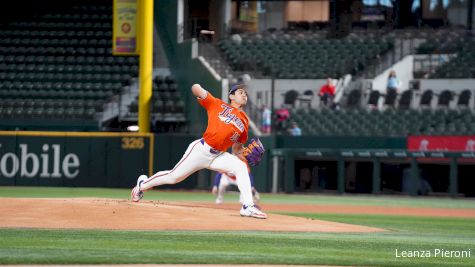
[140,139,254,206]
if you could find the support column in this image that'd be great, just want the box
[467,0,473,32]
[272,155,279,193]
[337,158,345,194]
[410,158,419,196]
[284,151,295,193]
[138,0,154,133]
[270,78,275,133]
[372,158,381,194]
[449,157,458,197]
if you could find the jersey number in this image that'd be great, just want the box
[230,132,240,143]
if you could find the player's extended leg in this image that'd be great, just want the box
[131,139,213,201]
[143,139,213,189]
[209,153,267,219]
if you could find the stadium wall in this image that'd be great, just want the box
[247,79,328,108]
[0,132,153,188]
[2,132,472,196]
[419,79,475,92]
[0,132,406,191]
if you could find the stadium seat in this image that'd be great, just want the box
[420,90,434,108]
[347,89,362,108]
[283,90,299,108]
[367,90,380,106]
[218,34,394,79]
[297,90,314,108]
[152,100,164,113]
[384,90,398,107]
[0,0,143,129]
[457,90,472,108]
[437,90,454,107]
[175,100,185,113]
[398,90,413,109]
[163,100,175,114]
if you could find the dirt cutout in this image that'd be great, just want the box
[0,198,384,233]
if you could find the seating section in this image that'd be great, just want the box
[415,33,475,78]
[431,39,475,78]
[342,87,472,111]
[290,108,475,136]
[0,3,138,130]
[416,38,460,55]
[218,33,393,78]
[127,75,187,133]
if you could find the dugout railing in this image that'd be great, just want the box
[271,148,475,197]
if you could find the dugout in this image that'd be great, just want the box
[294,159,338,193]
[293,159,374,194]
[272,149,475,197]
[458,163,475,197]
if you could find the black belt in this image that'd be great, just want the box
[200,139,221,155]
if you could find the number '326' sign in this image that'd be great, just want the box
[121,137,144,149]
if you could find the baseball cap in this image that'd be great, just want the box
[229,84,247,95]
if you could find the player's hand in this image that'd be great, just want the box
[212,186,218,195]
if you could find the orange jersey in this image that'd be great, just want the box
[198,91,249,151]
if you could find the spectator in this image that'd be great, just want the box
[386,70,401,93]
[288,121,302,136]
[275,104,290,132]
[261,104,271,134]
[319,78,336,108]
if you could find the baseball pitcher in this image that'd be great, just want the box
[131,84,267,219]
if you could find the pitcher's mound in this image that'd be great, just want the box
[0,198,385,233]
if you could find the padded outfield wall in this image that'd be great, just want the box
[0,132,212,190]
[0,132,153,188]
[2,131,473,197]
[0,132,404,190]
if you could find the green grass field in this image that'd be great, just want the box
[0,186,474,266]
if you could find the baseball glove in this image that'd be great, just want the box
[242,137,265,166]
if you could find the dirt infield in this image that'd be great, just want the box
[0,198,384,232]
[1,197,472,232]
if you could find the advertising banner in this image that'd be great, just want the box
[408,136,475,152]
[113,0,138,55]
[0,132,153,187]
